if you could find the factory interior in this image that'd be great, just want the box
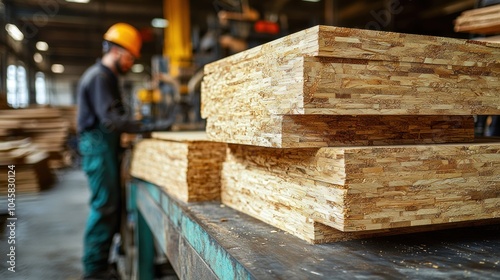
[0,0,499,279]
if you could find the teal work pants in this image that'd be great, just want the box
[79,128,121,277]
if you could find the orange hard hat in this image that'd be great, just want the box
[104,23,142,58]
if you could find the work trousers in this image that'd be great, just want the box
[79,127,121,276]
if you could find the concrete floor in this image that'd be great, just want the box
[0,169,89,280]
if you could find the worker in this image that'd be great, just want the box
[76,23,171,279]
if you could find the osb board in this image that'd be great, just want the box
[204,55,499,118]
[152,131,211,142]
[454,4,500,35]
[300,57,498,115]
[204,25,500,73]
[130,137,226,202]
[201,26,500,147]
[202,25,500,117]
[221,142,500,243]
[207,115,474,148]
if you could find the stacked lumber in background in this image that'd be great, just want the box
[0,107,71,169]
[130,132,226,202]
[202,26,499,148]
[455,4,500,35]
[56,105,77,134]
[201,25,500,243]
[0,138,54,195]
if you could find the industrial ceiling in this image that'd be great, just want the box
[1,0,476,78]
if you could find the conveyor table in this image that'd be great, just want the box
[129,179,500,280]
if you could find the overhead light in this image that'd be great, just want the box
[5,24,24,41]
[51,64,65,73]
[302,0,320,2]
[151,18,168,28]
[65,0,90,3]
[36,41,49,51]
[34,53,43,63]
[131,64,144,73]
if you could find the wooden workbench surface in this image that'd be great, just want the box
[133,179,500,280]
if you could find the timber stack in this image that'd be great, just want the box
[57,105,78,134]
[201,25,500,243]
[0,107,70,169]
[0,138,54,194]
[454,4,500,35]
[130,131,226,202]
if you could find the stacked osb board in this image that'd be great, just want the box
[0,107,70,169]
[455,4,500,35]
[201,25,500,243]
[202,25,498,148]
[130,132,226,202]
[0,138,54,195]
[223,143,500,243]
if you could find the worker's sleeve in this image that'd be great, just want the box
[91,73,155,134]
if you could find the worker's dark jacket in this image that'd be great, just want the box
[77,60,145,276]
[77,61,147,134]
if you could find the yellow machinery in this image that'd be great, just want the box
[135,70,180,125]
[164,0,193,84]
[136,88,162,124]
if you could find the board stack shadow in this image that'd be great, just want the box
[130,131,227,202]
[201,25,500,243]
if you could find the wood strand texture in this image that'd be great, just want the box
[130,132,226,202]
[221,142,500,243]
[202,25,500,148]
